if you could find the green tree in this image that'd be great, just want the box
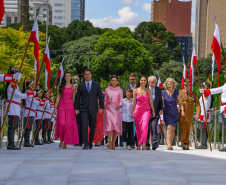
[66,20,111,41]
[134,21,181,69]
[91,27,153,82]
[62,35,101,81]
[0,27,46,96]
[158,60,183,89]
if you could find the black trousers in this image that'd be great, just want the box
[76,113,83,145]
[8,115,19,129]
[23,116,35,131]
[80,111,97,147]
[147,117,159,147]
[122,121,134,146]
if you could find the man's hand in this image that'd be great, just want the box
[75,110,79,115]
[131,113,134,119]
[159,110,163,115]
[99,109,103,114]
[196,115,200,120]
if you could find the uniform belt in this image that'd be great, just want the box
[221,103,226,106]
[25,107,35,113]
[11,101,21,106]
[45,111,52,115]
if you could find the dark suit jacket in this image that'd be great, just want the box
[75,81,104,113]
[151,86,163,118]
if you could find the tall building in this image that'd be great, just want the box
[151,0,192,36]
[29,0,52,25]
[195,0,226,59]
[1,0,20,27]
[1,0,85,28]
[49,0,85,28]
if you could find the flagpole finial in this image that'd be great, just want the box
[212,10,217,24]
[35,7,41,22]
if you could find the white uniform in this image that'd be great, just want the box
[198,95,211,123]
[23,90,38,117]
[35,97,45,120]
[0,74,13,82]
[7,83,27,116]
[207,84,226,114]
[44,101,54,119]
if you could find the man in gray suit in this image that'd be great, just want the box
[75,69,104,150]
[146,76,163,150]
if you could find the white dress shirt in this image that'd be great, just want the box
[121,98,134,122]
[149,86,155,102]
[130,84,136,90]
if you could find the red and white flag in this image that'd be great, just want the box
[57,57,64,83]
[157,72,163,89]
[181,56,188,89]
[211,23,221,86]
[43,42,51,90]
[190,48,198,93]
[0,0,5,24]
[29,21,39,84]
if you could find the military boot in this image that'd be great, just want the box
[7,128,19,150]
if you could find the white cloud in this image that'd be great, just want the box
[89,7,147,31]
[142,3,151,13]
[120,0,133,5]
[134,1,142,6]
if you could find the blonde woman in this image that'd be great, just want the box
[162,78,184,150]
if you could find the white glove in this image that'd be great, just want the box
[13,73,22,80]
[199,89,204,94]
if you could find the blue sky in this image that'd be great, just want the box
[85,0,195,31]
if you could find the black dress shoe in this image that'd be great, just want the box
[89,145,93,149]
[24,143,34,147]
[131,145,135,149]
[146,146,150,150]
[83,146,88,150]
[196,145,207,149]
[152,146,157,150]
[219,147,226,152]
[115,143,118,147]
[43,140,50,144]
[7,145,19,150]
[35,141,43,145]
[74,144,79,146]
[183,147,189,150]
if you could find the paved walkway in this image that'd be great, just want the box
[0,142,226,185]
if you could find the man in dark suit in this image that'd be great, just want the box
[123,74,137,98]
[146,76,163,150]
[75,69,104,150]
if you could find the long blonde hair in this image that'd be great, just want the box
[163,77,178,90]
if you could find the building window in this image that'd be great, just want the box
[54,3,63,6]
[7,17,11,25]
[54,10,63,13]
[15,17,17,23]
[71,9,80,15]
[71,3,80,9]
[54,22,63,26]
[71,0,81,2]
[71,16,81,21]
[54,16,64,19]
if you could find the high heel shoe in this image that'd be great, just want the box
[63,144,67,149]
[136,145,140,150]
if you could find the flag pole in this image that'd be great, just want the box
[0,41,31,136]
[30,104,47,146]
[196,63,212,151]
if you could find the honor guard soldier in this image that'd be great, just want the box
[178,78,201,150]
[47,95,55,143]
[0,72,22,82]
[6,67,34,150]
[42,90,51,144]
[200,68,226,152]
[34,89,45,145]
[197,79,212,149]
[23,78,39,147]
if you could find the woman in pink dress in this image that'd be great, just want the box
[131,76,155,150]
[54,72,79,149]
[104,75,123,150]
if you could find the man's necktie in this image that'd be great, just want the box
[87,82,90,94]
